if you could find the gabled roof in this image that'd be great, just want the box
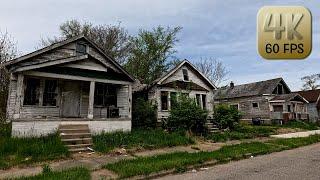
[5,35,135,82]
[152,60,216,89]
[295,89,320,103]
[159,80,209,92]
[215,78,291,100]
[269,93,309,103]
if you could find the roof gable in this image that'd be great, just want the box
[215,78,291,100]
[295,89,320,103]
[5,35,134,82]
[155,60,216,90]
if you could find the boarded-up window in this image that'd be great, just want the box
[94,83,117,107]
[43,80,58,106]
[161,91,168,110]
[202,94,206,110]
[24,78,40,105]
[76,43,87,55]
[182,69,189,81]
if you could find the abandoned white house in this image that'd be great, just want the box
[134,60,216,121]
[214,78,309,124]
[295,89,320,123]
[5,36,135,137]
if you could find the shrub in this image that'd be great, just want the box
[132,98,157,129]
[213,104,241,129]
[0,121,11,139]
[167,95,207,133]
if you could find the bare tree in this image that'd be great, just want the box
[40,19,132,65]
[194,57,229,87]
[301,74,320,90]
[0,30,17,63]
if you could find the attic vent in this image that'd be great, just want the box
[182,69,189,81]
[76,43,87,55]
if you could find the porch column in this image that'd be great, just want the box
[88,81,95,119]
[13,74,24,119]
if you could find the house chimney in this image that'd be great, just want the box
[230,81,234,89]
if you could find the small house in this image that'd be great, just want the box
[5,36,135,137]
[295,89,320,122]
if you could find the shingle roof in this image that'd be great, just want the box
[215,78,290,100]
[295,89,320,103]
[270,93,308,103]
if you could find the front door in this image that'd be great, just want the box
[61,81,81,117]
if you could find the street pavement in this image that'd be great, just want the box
[157,142,320,180]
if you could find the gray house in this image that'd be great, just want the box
[296,89,320,122]
[5,36,134,137]
[134,60,216,121]
[214,78,309,124]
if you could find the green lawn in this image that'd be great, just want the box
[93,129,194,153]
[0,134,69,169]
[281,120,319,130]
[104,135,320,178]
[11,167,90,180]
[206,124,278,142]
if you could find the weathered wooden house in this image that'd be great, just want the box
[214,78,309,124]
[134,60,216,121]
[5,36,134,137]
[295,89,320,122]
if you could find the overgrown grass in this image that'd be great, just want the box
[11,167,90,180]
[93,129,194,153]
[105,135,320,178]
[0,121,11,139]
[0,134,69,169]
[281,120,318,130]
[207,125,278,142]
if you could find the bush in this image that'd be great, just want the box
[0,121,11,139]
[213,104,241,129]
[167,95,207,133]
[132,98,157,129]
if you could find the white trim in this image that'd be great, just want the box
[23,71,132,85]
[13,55,89,72]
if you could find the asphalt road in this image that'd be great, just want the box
[157,142,320,180]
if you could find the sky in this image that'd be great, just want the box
[0,0,319,90]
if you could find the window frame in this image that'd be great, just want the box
[161,91,169,111]
[94,83,117,107]
[43,79,58,106]
[252,102,259,109]
[182,69,189,81]
[202,94,206,110]
[23,77,41,106]
[75,42,87,55]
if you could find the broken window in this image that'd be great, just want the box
[202,94,206,110]
[24,78,40,105]
[196,94,201,106]
[76,43,87,55]
[94,83,117,107]
[43,80,58,106]
[252,102,259,108]
[182,69,189,81]
[161,91,168,110]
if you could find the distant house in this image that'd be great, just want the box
[214,78,309,124]
[5,35,135,137]
[134,60,216,121]
[295,89,320,122]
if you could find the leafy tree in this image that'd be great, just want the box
[167,95,207,133]
[213,104,241,129]
[301,74,320,90]
[40,19,132,64]
[125,26,182,84]
[132,98,157,129]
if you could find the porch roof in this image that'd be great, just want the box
[269,93,309,103]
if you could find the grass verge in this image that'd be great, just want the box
[0,134,69,169]
[93,129,194,153]
[11,167,90,180]
[281,120,318,130]
[206,124,278,142]
[104,135,320,178]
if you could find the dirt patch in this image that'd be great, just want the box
[276,128,300,134]
[91,169,118,180]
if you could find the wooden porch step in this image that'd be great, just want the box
[61,138,92,145]
[59,129,90,134]
[66,143,93,149]
[60,133,92,139]
[59,124,89,129]
[68,147,91,152]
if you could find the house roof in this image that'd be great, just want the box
[153,60,216,89]
[295,89,320,103]
[215,78,291,100]
[159,80,209,92]
[5,35,135,82]
[269,93,309,103]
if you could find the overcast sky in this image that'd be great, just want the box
[0,0,319,90]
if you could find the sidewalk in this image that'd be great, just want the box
[271,130,320,138]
